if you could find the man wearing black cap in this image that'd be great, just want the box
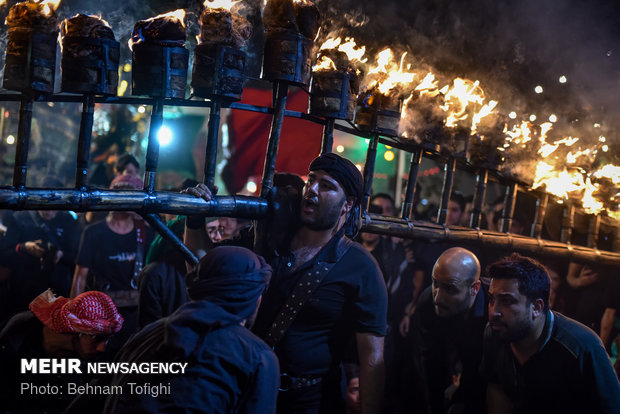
[185,153,388,414]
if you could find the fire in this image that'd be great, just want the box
[337,37,367,63]
[440,78,485,128]
[592,164,620,185]
[0,0,6,6]
[293,0,313,4]
[401,93,414,119]
[40,0,61,16]
[318,37,367,63]
[539,136,579,158]
[365,48,416,95]
[505,121,533,145]
[582,178,604,215]
[157,9,186,26]
[471,100,498,134]
[203,0,240,11]
[566,148,594,165]
[533,162,586,199]
[312,55,337,72]
[415,72,440,96]
[320,37,341,50]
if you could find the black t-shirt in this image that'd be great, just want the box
[77,220,153,291]
[481,311,620,414]
[413,286,488,414]
[253,234,388,378]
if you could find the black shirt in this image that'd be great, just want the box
[413,285,488,414]
[481,310,620,414]
[253,232,388,377]
[77,220,153,291]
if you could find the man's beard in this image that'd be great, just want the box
[491,316,531,343]
[301,196,345,231]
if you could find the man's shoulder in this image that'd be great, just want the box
[342,240,381,267]
[551,312,606,358]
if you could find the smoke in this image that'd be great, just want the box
[0,0,617,147]
[315,0,620,161]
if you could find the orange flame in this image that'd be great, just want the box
[440,78,485,128]
[157,9,186,26]
[312,55,337,72]
[415,72,440,97]
[592,164,620,185]
[401,93,415,119]
[471,100,498,134]
[366,48,416,95]
[539,136,579,158]
[203,0,240,11]
[41,0,61,15]
[337,37,367,63]
[318,37,367,63]
[582,178,604,215]
[505,121,533,146]
[533,162,586,199]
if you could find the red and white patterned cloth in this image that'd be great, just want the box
[29,289,124,335]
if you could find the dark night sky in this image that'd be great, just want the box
[2,0,620,155]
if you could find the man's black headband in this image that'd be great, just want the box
[309,153,364,204]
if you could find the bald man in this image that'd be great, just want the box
[411,247,488,414]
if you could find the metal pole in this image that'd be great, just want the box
[13,96,34,188]
[362,133,379,212]
[0,189,269,217]
[587,214,601,249]
[401,148,423,220]
[75,94,95,190]
[470,169,488,228]
[141,213,198,266]
[260,81,288,198]
[361,215,620,267]
[256,81,289,255]
[144,99,164,193]
[321,118,335,154]
[530,193,549,238]
[614,226,620,253]
[203,101,221,191]
[437,157,456,225]
[560,202,575,244]
[0,106,5,142]
[500,182,518,233]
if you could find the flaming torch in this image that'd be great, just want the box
[192,0,252,191]
[60,14,120,189]
[192,0,252,102]
[354,48,416,210]
[129,9,189,192]
[262,0,319,86]
[355,48,415,136]
[3,0,60,189]
[310,37,365,153]
[259,0,320,200]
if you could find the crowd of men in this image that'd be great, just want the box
[0,152,619,414]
